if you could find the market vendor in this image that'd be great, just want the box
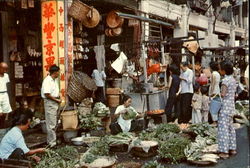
[0,62,12,129]
[92,68,106,104]
[0,114,45,162]
[41,65,61,147]
[110,95,144,134]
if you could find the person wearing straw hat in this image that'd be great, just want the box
[41,65,61,147]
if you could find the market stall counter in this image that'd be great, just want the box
[127,87,168,126]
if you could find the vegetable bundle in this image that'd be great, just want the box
[158,135,191,164]
[122,107,137,120]
[79,114,102,130]
[35,146,79,168]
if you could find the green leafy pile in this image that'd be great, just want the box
[158,135,191,164]
[184,135,214,161]
[122,107,137,120]
[188,123,214,137]
[142,160,165,168]
[107,132,134,145]
[35,146,79,168]
[79,114,102,130]
[81,136,110,164]
[92,102,110,117]
[139,124,180,142]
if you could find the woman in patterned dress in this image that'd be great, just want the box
[218,61,237,159]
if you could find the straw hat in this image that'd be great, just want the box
[68,0,100,28]
[106,10,124,28]
[111,27,123,36]
[105,28,114,37]
[183,36,199,54]
[82,7,100,28]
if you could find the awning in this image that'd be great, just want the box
[116,12,173,28]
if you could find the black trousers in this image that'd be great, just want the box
[110,119,144,135]
[179,93,193,123]
[8,148,26,160]
[95,87,106,104]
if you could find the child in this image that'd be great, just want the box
[201,86,210,122]
[191,83,202,124]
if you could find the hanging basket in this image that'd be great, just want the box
[68,0,100,28]
[68,0,90,21]
[67,71,97,103]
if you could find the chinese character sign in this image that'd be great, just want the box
[41,1,58,77]
[57,1,66,105]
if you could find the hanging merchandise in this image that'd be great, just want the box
[110,43,120,52]
[111,27,123,36]
[68,0,100,28]
[111,52,128,74]
[106,10,124,28]
[94,45,105,71]
[21,0,28,9]
[183,36,200,54]
[28,0,34,8]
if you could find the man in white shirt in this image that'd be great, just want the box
[0,62,12,129]
[92,69,106,104]
[179,62,194,123]
[41,65,61,147]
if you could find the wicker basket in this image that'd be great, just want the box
[67,71,97,103]
[68,0,90,22]
[109,144,128,152]
[130,145,158,157]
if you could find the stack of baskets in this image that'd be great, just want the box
[67,71,97,103]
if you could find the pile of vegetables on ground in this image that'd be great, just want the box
[34,146,79,168]
[34,103,250,167]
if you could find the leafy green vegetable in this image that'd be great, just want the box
[187,122,214,137]
[35,146,79,168]
[158,135,191,164]
[80,136,110,164]
[122,107,137,120]
[143,160,165,168]
[107,132,134,145]
[79,114,102,130]
[93,102,110,117]
[184,135,208,161]
[155,123,180,135]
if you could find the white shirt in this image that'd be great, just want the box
[115,105,138,132]
[41,75,59,99]
[0,73,10,92]
[180,68,194,94]
[91,69,106,87]
[245,65,249,79]
[209,71,221,96]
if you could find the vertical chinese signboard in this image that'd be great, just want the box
[57,1,66,105]
[41,0,66,105]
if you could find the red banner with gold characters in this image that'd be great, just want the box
[41,0,66,105]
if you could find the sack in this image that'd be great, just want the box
[209,96,222,121]
[61,110,78,130]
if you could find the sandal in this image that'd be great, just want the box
[229,150,237,155]
[218,153,229,159]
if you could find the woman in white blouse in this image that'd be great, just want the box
[110,95,144,134]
